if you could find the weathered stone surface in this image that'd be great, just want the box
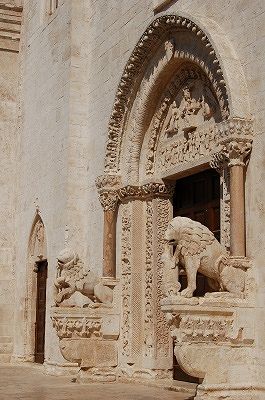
[1,1,265,398]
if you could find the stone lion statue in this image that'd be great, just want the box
[162,217,245,298]
[54,248,113,306]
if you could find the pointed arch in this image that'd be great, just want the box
[24,213,47,362]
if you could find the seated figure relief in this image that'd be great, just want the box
[54,248,113,306]
[162,217,245,298]
[164,82,213,137]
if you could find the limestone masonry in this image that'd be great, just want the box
[1,1,265,399]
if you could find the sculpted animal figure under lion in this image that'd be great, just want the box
[162,217,245,298]
[54,248,113,306]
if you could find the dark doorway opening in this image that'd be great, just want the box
[34,260,48,364]
[172,168,220,382]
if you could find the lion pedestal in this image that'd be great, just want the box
[160,217,265,399]
[51,304,120,382]
[51,249,120,382]
[161,295,264,400]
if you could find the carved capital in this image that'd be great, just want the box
[221,139,252,167]
[98,191,119,212]
[211,118,254,170]
[96,175,121,211]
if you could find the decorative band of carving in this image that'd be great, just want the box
[118,182,175,201]
[210,118,254,170]
[51,316,102,339]
[166,310,253,346]
[96,177,175,211]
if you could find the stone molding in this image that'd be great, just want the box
[0,3,23,52]
[96,176,174,211]
[104,14,229,175]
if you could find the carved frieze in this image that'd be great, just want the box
[118,182,174,201]
[158,124,217,172]
[163,80,217,138]
[153,198,171,358]
[51,316,101,339]
[166,311,253,346]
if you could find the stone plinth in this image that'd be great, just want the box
[51,305,120,382]
[161,295,264,400]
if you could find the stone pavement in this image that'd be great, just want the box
[0,365,194,400]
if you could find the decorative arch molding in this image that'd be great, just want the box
[104,13,250,178]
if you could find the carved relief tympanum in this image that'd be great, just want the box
[163,81,215,137]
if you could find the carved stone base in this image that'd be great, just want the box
[161,295,256,398]
[51,305,120,382]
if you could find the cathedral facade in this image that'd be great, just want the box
[1,0,265,398]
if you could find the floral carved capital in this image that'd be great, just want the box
[211,117,254,171]
[96,174,121,212]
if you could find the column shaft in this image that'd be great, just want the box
[103,209,117,277]
[229,164,245,256]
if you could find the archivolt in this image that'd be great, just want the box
[104,14,250,182]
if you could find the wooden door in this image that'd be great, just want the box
[172,169,220,382]
[34,260,47,364]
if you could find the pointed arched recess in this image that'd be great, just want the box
[103,13,250,183]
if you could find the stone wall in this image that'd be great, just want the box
[0,2,22,362]
[5,0,265,384]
